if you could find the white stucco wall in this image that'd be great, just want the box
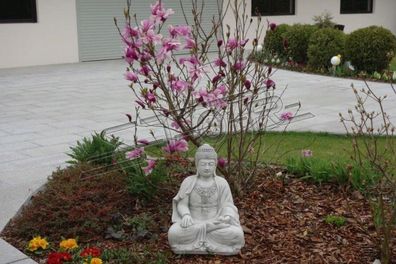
[223,0,396,48]
[0,0,79,69]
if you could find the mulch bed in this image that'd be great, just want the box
[1,164,395,263]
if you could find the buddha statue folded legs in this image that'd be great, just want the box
[168,144,245,255]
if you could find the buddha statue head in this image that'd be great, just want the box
[195,144,217,179]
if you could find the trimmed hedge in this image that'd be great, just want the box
[263,24,290,57]
[345,26,396,73]
[283,24,318,64]
[307,28,346,70]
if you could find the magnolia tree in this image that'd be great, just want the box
[118,0,293,195]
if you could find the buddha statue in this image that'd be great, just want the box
[168,144,245,255]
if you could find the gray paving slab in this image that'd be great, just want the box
[0,58,395,262]
[0,238,37,264]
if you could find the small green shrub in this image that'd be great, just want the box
[312,11,336,29]
[118,154,167,200]
[263,24,290,57]
[307,28,346,70]
[325,215,346,227]
[67,133,121,165]
[286,156,382,191]
[283,24,318,63]
[345,26,396,73]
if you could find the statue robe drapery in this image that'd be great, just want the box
[168,175,245,255]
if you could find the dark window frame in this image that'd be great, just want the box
[0,0,37,24]
[251,0,295,16]
[340,0,373,14]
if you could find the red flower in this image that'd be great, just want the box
[80,247,102,258]
[47,252,72,264]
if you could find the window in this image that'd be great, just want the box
[340,0,373,14]
[0,0,37,23]
[252,0,295,16]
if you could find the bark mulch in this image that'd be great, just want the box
[1,164,394,263]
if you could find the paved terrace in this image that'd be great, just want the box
[0,59,395,263]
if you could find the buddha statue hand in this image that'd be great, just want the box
[214,215,231,224]
[181,214,194,228]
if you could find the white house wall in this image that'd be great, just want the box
[0,0,79,69]
[222,0,396,49]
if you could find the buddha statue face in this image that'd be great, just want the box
[195,144,217,178]
[197,158,216,178]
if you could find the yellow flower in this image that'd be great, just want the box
[27,236,48,251]
[90,258,103,264]
[59,238,78,250]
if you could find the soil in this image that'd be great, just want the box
[1,164,395,263]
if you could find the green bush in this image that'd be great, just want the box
[119,155,167,200]
[345,26,396,73]
[307,28,346,70]
[67,133,121,165]
[283,24,318,64]
[263,24,290,57]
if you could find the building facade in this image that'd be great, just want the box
[0,0,395,69]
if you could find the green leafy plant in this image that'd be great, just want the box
[263,24,290,57]
[125,213,154,233]
[325,214,346,227]
[312,11,336,29]
[118,154,168,200]
[345,26,396,73]
[307,28,346,70]
[67,132,121,165]
[283,24,318,64]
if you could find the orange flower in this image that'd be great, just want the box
[90,258,103,264]
[59,238,78,250]
[27,236,48,251]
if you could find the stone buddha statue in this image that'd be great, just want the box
[168,144,245,255]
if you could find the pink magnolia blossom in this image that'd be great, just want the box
[226,37,239,52]
[125,71,138,82]
[184,37,196,50]
[124,47,139,64]
[150,1,174,22]
[244,79,251,89]
[139,65,151,76]
[217,157,227,168]
[265,79,276,89]
[280,112,293,121]
[170,79,189,93]
[194,84,228,109]
[163,139,189,153]
[162,38,181,52]
[233,60,245,71]
[301,149,313,157]
[240,38,249,47]
[168,25,192,38]
[137,139,150,145]
[143,159,156,175]
[140,29,162,45]
[214,58,227,68]
[140,19,154,33]
[217,39,223,47]
[126,147,144,160]
[143,90,156,104]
